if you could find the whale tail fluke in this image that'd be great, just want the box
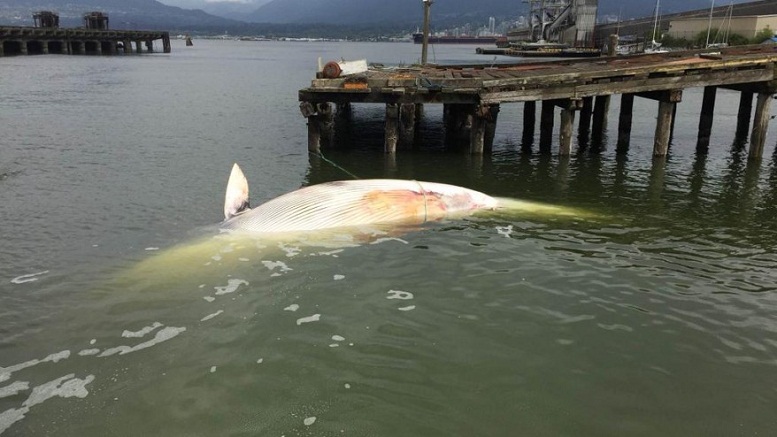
[224,163,251,220]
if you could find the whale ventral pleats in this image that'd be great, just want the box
[224,163,251,220]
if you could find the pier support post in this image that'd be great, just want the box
[616,93,635,154]
[385,103,399,154]
[135,41,142,53]
[124,40,132,54]
[654,101,675,156]
[94,41,102,55]
[41,41,49,55]
[163,34,171,53]
[578,97,593,140]
[399,103,416,150]
[591,95,610,146]
[749,92,773,160]
[0,44,4,57]
[522,101,536,151]
[19,41,28,55]
[559,106,576,155]
[484,104,500,154]
[470,105,487,155]
[301,102,334,152]
[145,40,154,53]
[539,100,555,154]
[696,86,717,154]
[735,91,754,144]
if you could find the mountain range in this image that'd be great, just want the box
[0,0,762,34]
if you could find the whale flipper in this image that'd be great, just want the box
[224,163,250,220]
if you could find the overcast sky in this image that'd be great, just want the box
[158,0,271,9]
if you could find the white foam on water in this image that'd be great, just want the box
[329,344,339,348]
[333,274,345,281]
[214,279,249,295]
[10,271,49,284]
[303,416,316,426]
[122,322,163,338]
[256,358,263,364]
[238,258,250,262]
[316,249,343,257]
[386,290,414,300]
[344,383,351,389]
[496,225,514,238]
[262,261,292,275]
[201,310,224,322]
[23,374,94,409]
[331,335,345,342]
[370,237,408,245]
[77,349,100,357]
[199,284,206,288]
[296,314,321,326]
[0,381,29,399]
[284,304,299,312]
[98,326,186,357]
[398,305,416,311]
[278,243,301,258]
[89,339,96,345]
[0,351,70,384]
[144,247,159,251]
[0,374,95,435]
[203,296,216,303]
[210,366,217,373]
[211,254,222,261]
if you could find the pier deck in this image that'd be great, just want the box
[0,26,171,56]
[299,44,777,158]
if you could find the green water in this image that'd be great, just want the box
[1,40,777,436]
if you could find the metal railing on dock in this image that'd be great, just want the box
[299,44,777,160]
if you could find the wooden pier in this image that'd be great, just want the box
[0,11,170,57]
[299,44,777,159]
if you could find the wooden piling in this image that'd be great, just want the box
[540,100,555,154]
[522,101,536,150]
[385,103,399,154]
[559,106,576,155]
[484,104,500,154]
[749,92,773,159]
[616,93,635,154]
[654,101,675,156]
[399,103,416,150]
[591,95,610,146]
[578,96,593,140]
[696,86,717,154]
[470,105,487,155]
[735,91,754,144]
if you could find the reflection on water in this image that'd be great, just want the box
[2,40,777,436]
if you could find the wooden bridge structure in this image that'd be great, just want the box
[299,43,777,160]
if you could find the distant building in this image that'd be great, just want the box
[667,14,777,40]
[33,11,59,28]
[83,12,109,30]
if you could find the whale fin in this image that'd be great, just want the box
[224,163,250,220]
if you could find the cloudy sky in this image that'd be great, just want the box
[158,0,272,9]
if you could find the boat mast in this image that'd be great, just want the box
[705,0,715,48]
[651,0,661,46]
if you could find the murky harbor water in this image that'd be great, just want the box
[2,40,777,436]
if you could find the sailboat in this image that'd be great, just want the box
[706,1,734,48]
[645,0,669,53]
